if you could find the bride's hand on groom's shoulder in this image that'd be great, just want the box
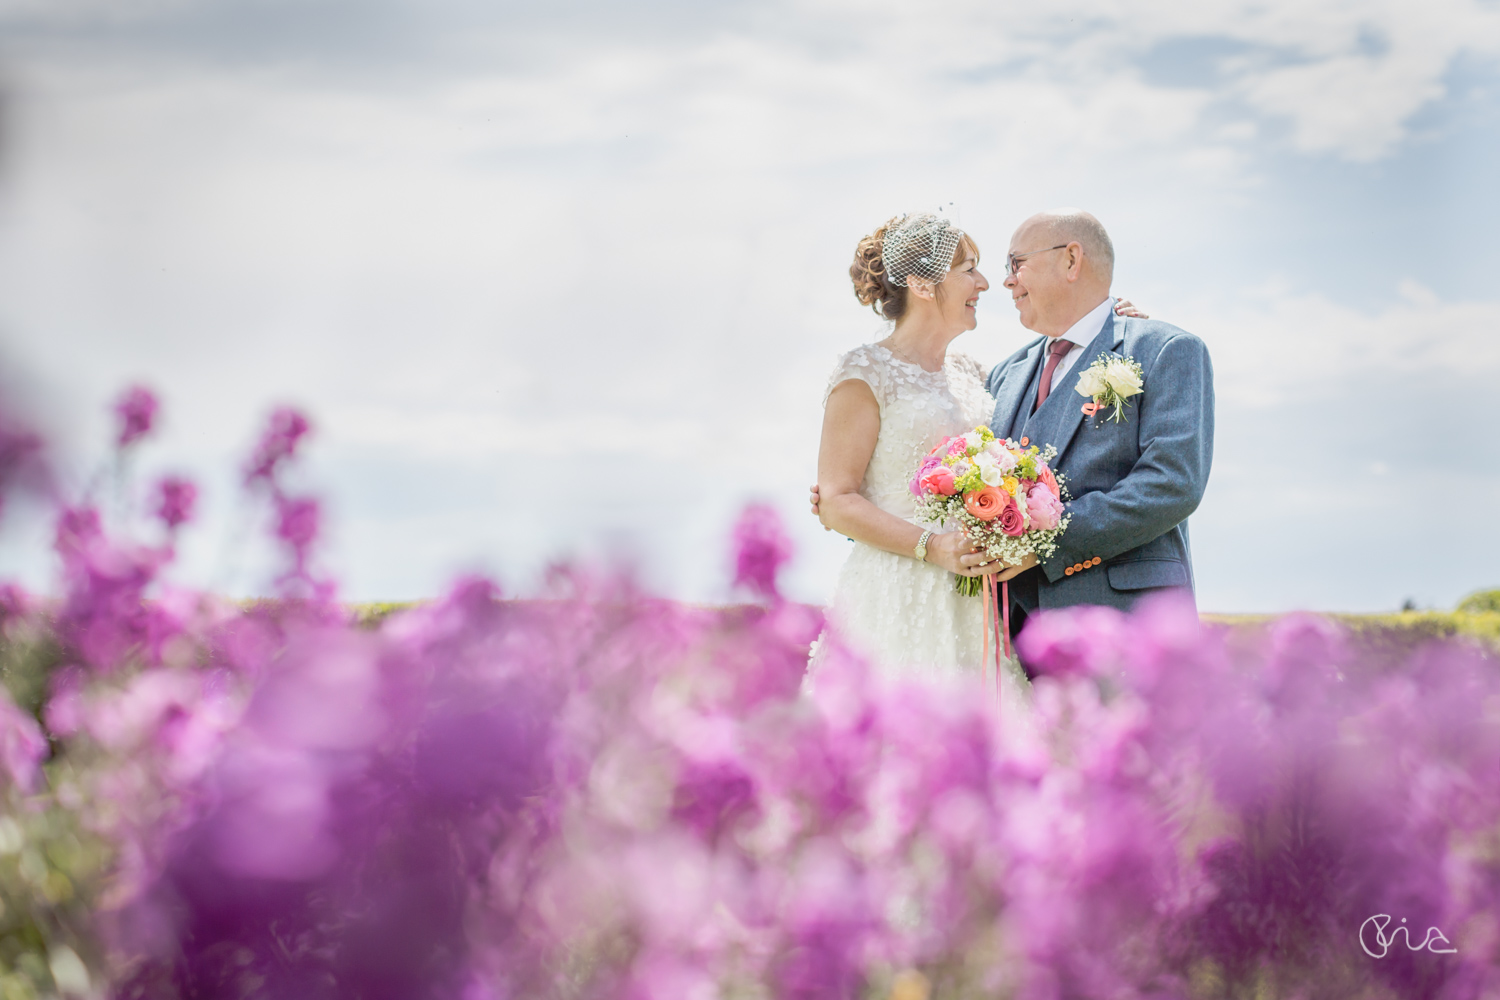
[1114,298,1149,319]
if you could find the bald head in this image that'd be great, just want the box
[1020,209,1114,284]
[1004,209,1116,336]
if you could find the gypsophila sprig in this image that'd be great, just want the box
[1075,353,1144,423]
[909,426,1071,596]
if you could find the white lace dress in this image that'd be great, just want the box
[807,344,1032,709]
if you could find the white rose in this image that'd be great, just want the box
[1075,366,1107,398]
[993,448,1018,472]
[952,460,970,477]
[1103,358,1143,398]
[962,431,982,451]
[980,465,1002,487]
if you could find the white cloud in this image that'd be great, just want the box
[1186,284,1500,409]
[0,0,1495,610]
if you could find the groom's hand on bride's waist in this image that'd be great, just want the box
[808,483,834,531]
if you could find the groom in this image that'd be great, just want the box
[984,209,1213,645]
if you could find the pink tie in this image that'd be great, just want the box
[1033,338,1074,413]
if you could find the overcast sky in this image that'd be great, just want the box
[0,0,1497,611]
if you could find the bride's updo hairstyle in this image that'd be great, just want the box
[850,213,978,321]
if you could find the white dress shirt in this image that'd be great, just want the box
[1046,296,1115,395]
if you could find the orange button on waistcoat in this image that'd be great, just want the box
[1064,567,1074,576]
[1020,436,1029,446]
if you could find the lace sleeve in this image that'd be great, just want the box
[823,345,889,412]
[947,351,990,391]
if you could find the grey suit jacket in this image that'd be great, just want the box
[986,312,1214,612]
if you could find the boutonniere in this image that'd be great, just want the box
[1074,353,1144,423]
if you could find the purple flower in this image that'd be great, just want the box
[244,407,310,485]
[114,385,159,448]
[1016,604,1129,678]
[0,583,30,625]
[43,666,85,737]
[154,475,198,530]
[671,758,759,842]
[53,504,166,670]
[0,421,46,518]
[0,691,46,791]
[732,503,792,599]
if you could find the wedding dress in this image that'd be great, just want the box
[807,344,1033,712]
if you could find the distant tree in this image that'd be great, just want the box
[1458,589,1500,614]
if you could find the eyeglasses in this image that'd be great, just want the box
[1006,244,1068,277]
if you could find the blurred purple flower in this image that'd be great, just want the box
[114,385,159,448]
[43,666,85,737]
[671,757,759,843]
[244,407,310,485]
[0,690,46,791]
[0,420,46,519]
[1016,604,1129,678]
[732,503,792,599]
[275,495,319,550]
[154,475,198,530]
[0,582,30,626]
[8,388,1500,1000]
[54,504,164,670]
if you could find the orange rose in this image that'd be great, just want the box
[963,486,1005,521]
[1036,465,1060,498]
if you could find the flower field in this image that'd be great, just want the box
[1,391,1498,999]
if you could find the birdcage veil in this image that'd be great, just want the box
[881,211,965,289]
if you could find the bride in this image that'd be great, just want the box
[806,212,1025,697]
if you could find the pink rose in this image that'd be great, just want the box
[910,455,943,497]
[920,465,958,496]
[1027,484,1063,530]
[997,498,1026,536]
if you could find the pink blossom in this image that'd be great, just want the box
[154,475,198,530]
[1027,483,1063,529]
[732,503,793,599]
[114,385,159,448]
[920,465,957,496]
[0,691,45,791]
[244,407,311,485]
[909,455,942,497]
[276,496,319,549]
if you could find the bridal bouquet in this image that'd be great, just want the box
[910,426,1070,597]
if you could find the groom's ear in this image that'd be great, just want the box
[1064,241,1085,283]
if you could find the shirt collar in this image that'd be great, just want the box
[1056,296,1115,350]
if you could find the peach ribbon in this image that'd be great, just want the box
[981,575,1011,707]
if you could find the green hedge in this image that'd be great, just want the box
[343,602,1500,649]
